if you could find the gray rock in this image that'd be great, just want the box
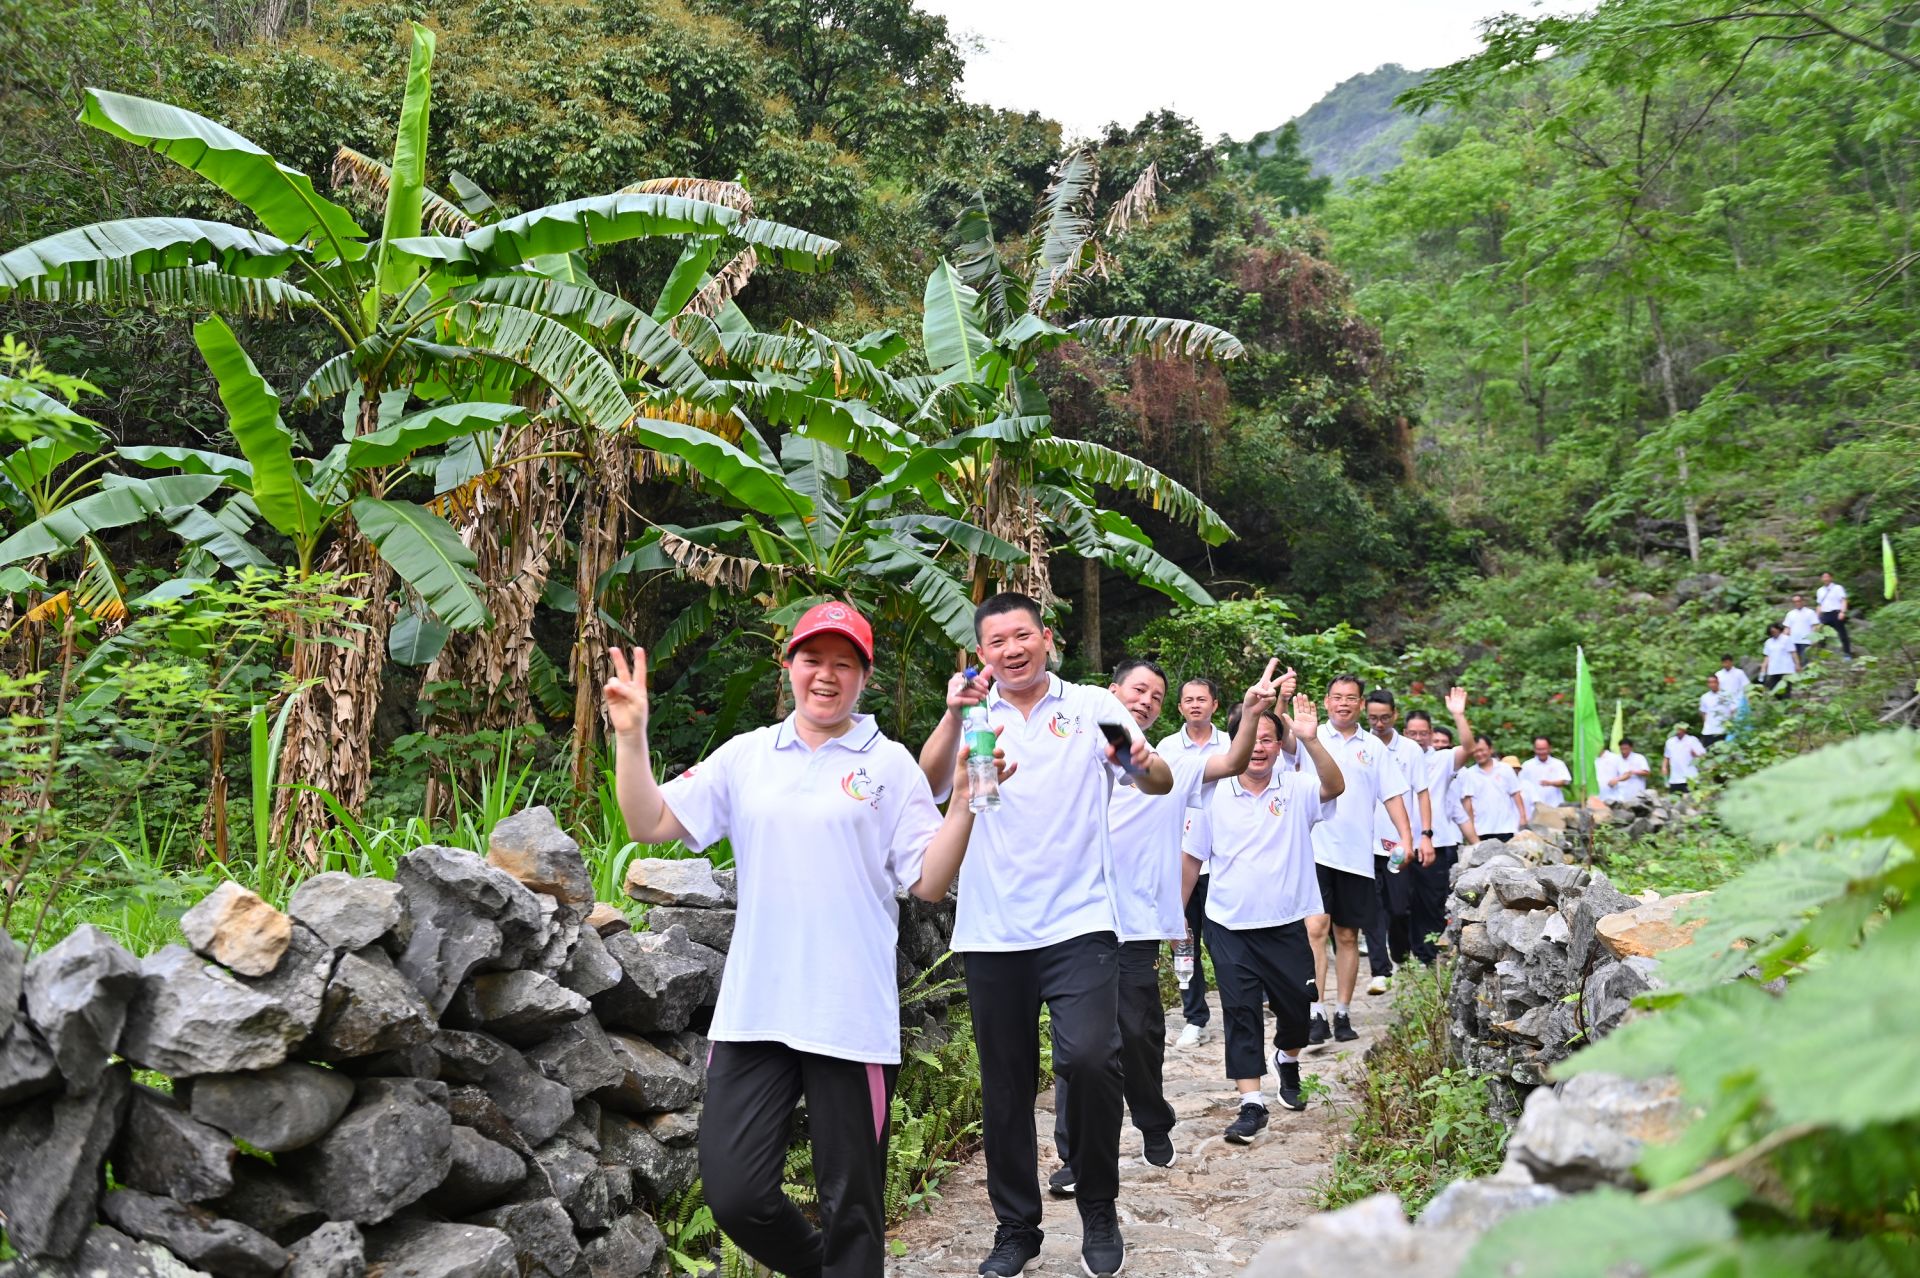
[593,931,712,1034]
[1450,854,1523,904]
[523,1141,626,1230]
[555,927,623,1000]
[597,1032,703,1114]
[22,923,141,1090]
[0,1224,213,1277]
[0,928,22,1038]
[1583,960,1655,1040]
[284,1221,365,1278]
[1568,875,1642,970]
[646,1105,701,1148]
[101,1188,287,1278]
[208,1158,324,1242]
[180,882,292,978]
[639,927,725,1008]
[1673,571,1728,603]
[488,807,594,906]
[115,1086,236,1202]
[446,1085,530,1152]
[431,1029,508,1083]
[1538,911,1571,948]
[288,873,412,954]
[0,1019,59,1105]
[1507,1072,1684,1190]
[1456,922,1498,966]
[470,1198,579,1278]
[552,1099,602,1152]
[622,857,726,909]
[189,1062,355,1153]
[1484,908,1549,960]
[428,1125,528,1214]
[293,1077,452,1224]
[584,904,630,937]
[1534,864,1590,901]
[600,1113,697,1204]
[233,922,334,1040]
[479,1038,575,1145]
[526,1018,625,1099]
[1490,866,1551,910]
[712,867,737,905]
[575,1211,664,1278]
[118,947,302,1077]
[453,970,590,1045]
[362,1220,516,1278]
[1417,1176,1564,1231]
[1243,1193,1471,1276]
[396,846,546,1015]
[0,1062,130,1259]
[645,906,735,952]
[311,946,436,1060]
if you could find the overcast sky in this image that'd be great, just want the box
[915,0,1584,141]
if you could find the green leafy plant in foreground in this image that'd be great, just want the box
[1468,730,1920,1274]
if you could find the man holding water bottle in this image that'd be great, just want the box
[917,593,1171,1278]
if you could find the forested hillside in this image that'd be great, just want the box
[1276,63,1429,188]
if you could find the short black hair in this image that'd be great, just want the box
[1328,673,1364,694]
[1721,654,1735,662]
[974,591,1044,639]
[1767,622,1783,634]
[1180,676,1221,702]
[1227,703,1286,740]
[1533,735,1551,747]
[1111,657,1168,692]
[1475,733,1495,747]
[1405,709,1434,728]
[1619,737,1635,750]
[1365,688,1396,710]
[1431,725,1454,743]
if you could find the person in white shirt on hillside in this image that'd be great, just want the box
[605,603,1002,1278]
[1182,694,1344,1143]
[1161,676,1225,1050]
[1783,594,1821,662]
[1663,723,1707,793]
[1612,738,1652,800]
[1518,736,1573,809]
[1402,688,1476,966]
[917,592,1171,1278]
[1816,571,1853,658]
[1762,622,1801,697]
[1715,655,1752,704]
[1698,674,1738,747]
[1597,743,1625,801]
[1047,659,1277,1192]
[1360,689,1432,994]
[1461,735,1527,840]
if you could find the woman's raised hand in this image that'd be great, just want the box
[605,647,650,739]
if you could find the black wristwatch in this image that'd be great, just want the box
[1421,829,1434,837]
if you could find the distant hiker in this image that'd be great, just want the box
[1596,742,1625,801]
[1461,734,1527,841]
[1662,723,1706,793]
[1160,676,1225,1052]
[1362,688,1431,993]
[1402,687,1475,966]
[1715,655,1752,706]
[1816,571,1853,658]
[1762,622,1800,696]
[1518,736,1572,809]
[1305,675,1413,1047]
[1184,694,1343,1143]
[1698,674,1738,747]
[1783,593,1820,661]
[604,603,994,1278]
[1612,737,1652,800]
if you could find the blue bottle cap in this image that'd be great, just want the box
[963,667,979,680]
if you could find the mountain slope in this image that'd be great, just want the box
[1273,63,1431,188]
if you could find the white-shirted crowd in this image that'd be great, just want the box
[599,577,1857,1278]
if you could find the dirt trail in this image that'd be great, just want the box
[888,981,1394,1277]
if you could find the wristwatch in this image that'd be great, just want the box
[1421,829,1434,836]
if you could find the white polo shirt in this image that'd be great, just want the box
[1699,690,1737,736]
[1519,755,1572,808]
[1716,666,1751,703]
[1426,747,1465,845]
[1461,762,1522,836]
[1596,749,1624,801]
[1764,634,1798,675]
[1664,733,1705,784]
[1783,606,1819,643]
[1109,752,1208,942]
[1372,730,1428,847]
[1817,582,1848,614]
[951,674,1143,952]
[1190,771,1331,930]
[662,714,941,1064]
[1311,722,1408,878]
[1614,752,1651,800]
[1158,723,1228,873]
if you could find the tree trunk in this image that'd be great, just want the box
[273,531,395,862]
[1080,556,1102,674]
[1645,296,1701,563]
[569,432,631,791]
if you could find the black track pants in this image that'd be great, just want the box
[1180,872,1211,1026]
[1408,845,1457,964]
[965,932,1123,1234]
[1053,939,1177,1166]
[1365,852,1412,975]
[1204,919,1315,1078]
[699,1041,898,1278]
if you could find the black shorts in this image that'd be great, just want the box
[1699,733,1724,748]
[1315,863,1378,931]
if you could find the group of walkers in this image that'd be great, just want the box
[600,576,1860,1278]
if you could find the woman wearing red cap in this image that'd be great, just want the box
[605,600,1001,1278]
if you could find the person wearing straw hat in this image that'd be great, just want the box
[604,600,1006,1278]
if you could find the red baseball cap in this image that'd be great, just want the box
[786,600,874,665]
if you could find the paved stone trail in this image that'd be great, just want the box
[888,980,1396,1277]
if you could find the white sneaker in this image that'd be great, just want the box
[1367,974,1391,995]
[1175,1023,1203,1049]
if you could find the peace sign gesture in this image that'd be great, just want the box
[1242,658,1284,712]
[605,647,651,739]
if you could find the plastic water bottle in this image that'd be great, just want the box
[963,674,1000,813]
[1173,931,1195,989]
[1386,843,1408,874]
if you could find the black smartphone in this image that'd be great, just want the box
[1097,721,1144,772]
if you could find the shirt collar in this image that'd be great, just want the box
[1178,723,1224,749]
[774,712,882,753]
[1227,771,1277,798]
[988,672,1063,710]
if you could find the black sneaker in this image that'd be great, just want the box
[1142,1130,1176,1168]
[1275,1056,1305,1111]
[1048,1164,1078,1197]
[1333,1011,1359,1042]
[1307,1013,1330,1045]
[1223,1101,1268,1144]
[1079,1198,1126,1278]
[980,1227,1043,1277]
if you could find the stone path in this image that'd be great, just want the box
[888,978,1397,1278]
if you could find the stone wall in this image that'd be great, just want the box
[0,808,956,1278]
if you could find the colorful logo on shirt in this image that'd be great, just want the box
[1353,748,1371,765]
[1267,792,1287,817]
[1047,712,1074,739]
[840,767,886,809]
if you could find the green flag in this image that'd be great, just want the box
[1609,698,1624,755]
[1572,646,1605,802]
[1886,533,1899,601]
